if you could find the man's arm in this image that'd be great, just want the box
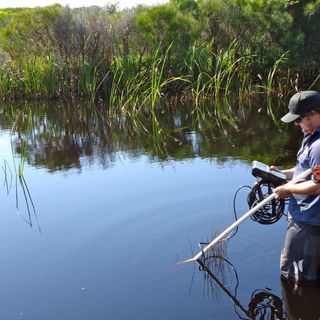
[274,180,320,199]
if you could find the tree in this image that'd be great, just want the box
[287,0,320,67]
[196,0,303,71]
[0,5,63,60]
[170,0,198,12]
[134,3,197,73]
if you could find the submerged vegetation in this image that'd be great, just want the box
[0,0,320,107]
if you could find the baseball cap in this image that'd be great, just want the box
[281,90,320,123]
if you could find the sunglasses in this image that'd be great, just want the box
[294,112,312,124]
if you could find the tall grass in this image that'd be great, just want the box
[108,58,149,114]
[267,53,286,95]
[0,54,112,100]
[0,56,58,99]
[108,45,185,116]
[0,39,293,121]
[43,53,59,98]
[185,41,254,115]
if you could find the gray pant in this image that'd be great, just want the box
[281,219,320,282]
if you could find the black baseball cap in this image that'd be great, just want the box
[281,90,320,123]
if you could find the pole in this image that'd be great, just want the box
[181,168,312,264]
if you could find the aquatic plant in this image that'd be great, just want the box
[266,52,288,96]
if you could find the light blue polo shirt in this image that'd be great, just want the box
[288,128,320,225]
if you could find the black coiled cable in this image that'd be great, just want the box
[247,181,286,225]
[207,180,287,246]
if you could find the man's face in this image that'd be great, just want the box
[294,112,319,134]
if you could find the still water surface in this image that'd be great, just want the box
[0,100,319,319]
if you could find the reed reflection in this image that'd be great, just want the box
[198,254,320,319]
[2,159,40,231]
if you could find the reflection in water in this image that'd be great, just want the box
[1,98,319,319]
[281,279,320,320]
[16,174,39,230]
[0,98,302,173]
[2,159,12,196]
[198,257,284,319]
[198,258,251,319]
[197,256,320,319]
[2,159,40,231]
[248,289,284,320]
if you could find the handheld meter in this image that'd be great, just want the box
[251,161,287,186]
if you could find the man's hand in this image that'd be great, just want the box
[270,165,295,181]
[269,165,281,173]
[274,185,292,199]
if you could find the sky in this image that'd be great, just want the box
[0,0,169,9]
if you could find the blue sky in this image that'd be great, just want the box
[0,0,169,9]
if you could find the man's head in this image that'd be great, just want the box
[281,91,320,123]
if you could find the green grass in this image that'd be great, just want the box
[0,42,293,121]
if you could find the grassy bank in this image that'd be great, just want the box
[0,1,320,107]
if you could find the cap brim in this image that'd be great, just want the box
[281,112,300,123]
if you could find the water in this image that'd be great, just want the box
[0,100,319,319]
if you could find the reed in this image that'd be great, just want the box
[90,67,110,104]
[185,40,255,112]
[185,43,213,105]
[43,53,59,98]
[266,52,288,96]
[0,67,10,97]
[108,44,187,119]
[149,45,171,112]
[212,41,253,101]
[0,56,58,99]
[0,38,301,120]
[108,65,145,115]
[108,65,123,107]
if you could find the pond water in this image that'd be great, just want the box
[0,99,319,319]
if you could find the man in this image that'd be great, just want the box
[273,90,320,283]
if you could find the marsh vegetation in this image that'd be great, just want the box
[0,0,320,110]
